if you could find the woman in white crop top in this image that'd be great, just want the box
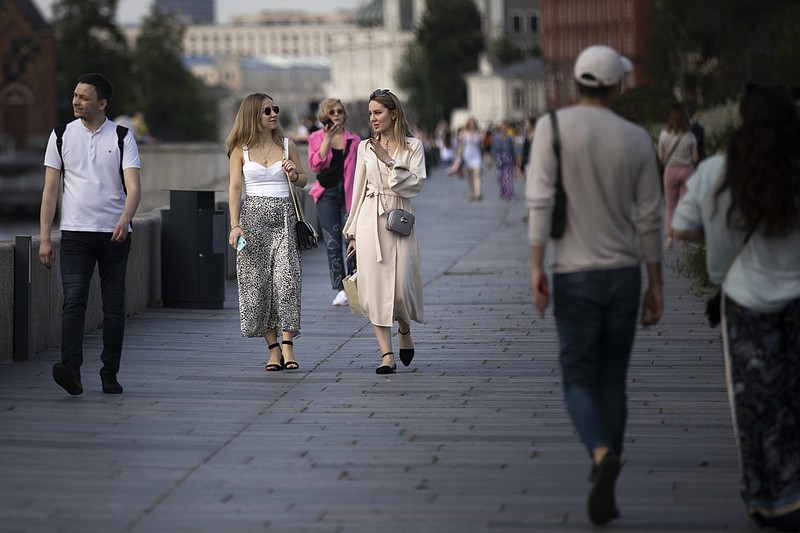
[225,93,308,372]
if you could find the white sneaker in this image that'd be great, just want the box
[332,290,348,306]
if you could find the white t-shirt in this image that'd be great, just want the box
[44,118,140,232]
[672,154,800,313]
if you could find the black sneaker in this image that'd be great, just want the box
[100,373,123,394]
[53,363,83,395]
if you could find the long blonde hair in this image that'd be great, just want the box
[369,89,413,152]
[225,93,284,157]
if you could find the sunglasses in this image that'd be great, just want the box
[328,109,345,115]
[263,105,280,116]
[371,89,390,97]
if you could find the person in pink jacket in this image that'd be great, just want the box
[307,98,361,306]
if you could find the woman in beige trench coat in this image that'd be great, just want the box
[344,89,426,374]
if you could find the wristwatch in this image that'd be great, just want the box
[387,158,396,170]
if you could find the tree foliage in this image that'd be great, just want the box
[396,0,484,130]
[645,0,800,107]
[491,36,525,66]
[132,7,217,141]
[52,0,133,120]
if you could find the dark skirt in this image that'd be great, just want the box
[721,294,800,525]
[236,195,302,337]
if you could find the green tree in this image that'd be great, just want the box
[645,0,800,107]
[132,7,217,141]
[491,36,524,65]
[396,0,484,130]
[52,0,133,120]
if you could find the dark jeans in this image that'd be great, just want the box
[316,182,348,291]
[553,267,641,457]
[60,231,131,377]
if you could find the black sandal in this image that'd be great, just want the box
[398,328,415,367]
[282,340,299,370]
[376,352,396,375]
[266,343,283,372]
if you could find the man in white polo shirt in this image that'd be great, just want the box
[527,46,663,525]
[39,73,141,396]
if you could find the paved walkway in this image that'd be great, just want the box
[0,165,754,532]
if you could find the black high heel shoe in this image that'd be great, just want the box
[281,340,299,370]
[266,343,283,372]
[376,352,396,375]
[398,328,415,366]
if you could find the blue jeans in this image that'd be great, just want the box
[316,182,348,290]
[60,231,131,377]
[553,267,641,457]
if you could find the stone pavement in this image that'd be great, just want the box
[0,165,755,532]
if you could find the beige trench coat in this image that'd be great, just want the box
[343,137,426,327]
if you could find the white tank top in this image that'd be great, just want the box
[243,147,290,197]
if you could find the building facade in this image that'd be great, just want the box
[0,0,56,152]
[154,0,215,25]
[464,55,546,127]
[539,0,654,107]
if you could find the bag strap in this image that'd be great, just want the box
[720,214,762,284]
[549,110,564,203]
[284,137,305,223]
[663,133,684,166]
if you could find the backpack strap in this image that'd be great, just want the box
[54,124,67,180]
[116,125,128,194]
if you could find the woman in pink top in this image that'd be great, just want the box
[307,98,361,306]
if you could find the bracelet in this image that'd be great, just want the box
[230,225,240,231]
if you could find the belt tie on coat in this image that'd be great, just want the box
[366,187,401,263]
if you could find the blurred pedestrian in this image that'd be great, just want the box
[490,120,515,200]
[343,89,426,374]
[226,93,308,372]
[519,116,536,177]
[686,104,705,160]
[307,97,361,307]
[672,84,800,532]
[527,45,663,526]
[455,117,483,201]
[39,73,142,395]
[658,104,698,250]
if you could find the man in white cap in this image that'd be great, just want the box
[526,45,664,525]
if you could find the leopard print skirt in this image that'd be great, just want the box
[236,195,301,338]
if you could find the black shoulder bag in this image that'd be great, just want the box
[549,110,567,239]
[316,140,351,188]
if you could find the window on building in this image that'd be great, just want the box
[513,88,523,109]
[529,13,539,33]
[511,12,522,33]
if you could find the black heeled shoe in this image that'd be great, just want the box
[266,342,283,372]
[281,340,299,370]
[376,352,396,375]
[398,328,415,366]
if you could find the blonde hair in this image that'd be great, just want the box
[317,97,348,123]
[368,90,413,152]
[225,93,284,157]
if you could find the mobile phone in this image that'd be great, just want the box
[323,119,334,128]
[236,236,247,252]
